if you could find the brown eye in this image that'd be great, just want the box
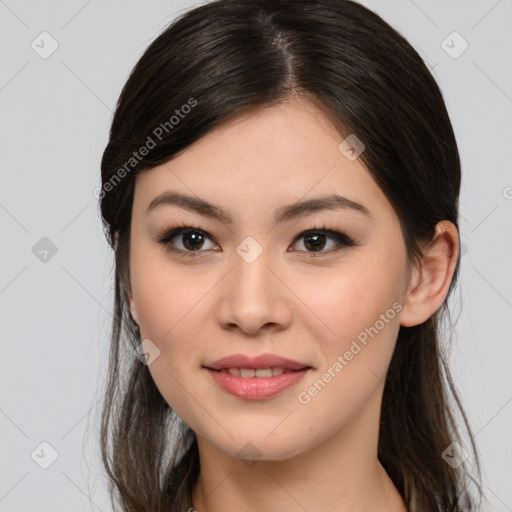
[156,225,355,259]
[291,229,354,254]
[176,231,207,251]
[158,228,217,253]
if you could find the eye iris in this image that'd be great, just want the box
[182,232,204,250]
[304,233,326,251]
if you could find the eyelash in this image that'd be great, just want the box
[154,222,356,259]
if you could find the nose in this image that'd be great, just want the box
[215,247,293,336]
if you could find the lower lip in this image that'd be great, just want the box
[205,368,311,400]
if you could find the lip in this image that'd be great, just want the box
[204,353,311,371]
[203,353,313,400]
[204,367,312,400]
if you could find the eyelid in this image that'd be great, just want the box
[292,227,354,247]
[154,224,355,257]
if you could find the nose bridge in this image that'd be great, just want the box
[231,236,276,304]
[216,234,292,334]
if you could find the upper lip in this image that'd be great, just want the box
[204,353,312,371]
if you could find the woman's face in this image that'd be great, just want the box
[128,98,412,461]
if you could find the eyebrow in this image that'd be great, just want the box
[145,191,373,224]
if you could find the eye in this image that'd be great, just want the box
[290,227,355,254]
[155,223,355,258]
[156,225,219,258]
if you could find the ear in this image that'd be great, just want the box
[399,220,460,327]
[129,295,139,325]
[115,231,138,325]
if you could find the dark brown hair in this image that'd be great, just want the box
[99,1,483,510]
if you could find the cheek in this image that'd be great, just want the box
[133,270,210,352]
[293,271,402,433]
[130,256,213,427]
[130,242,196,344]
[296,261,404,422]
[302,263,402,351]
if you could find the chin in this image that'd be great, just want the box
[208,430,307,463]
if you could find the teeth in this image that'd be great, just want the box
[218,367,289,377]
[255,368,272,377]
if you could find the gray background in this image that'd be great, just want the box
[1,0,511,510]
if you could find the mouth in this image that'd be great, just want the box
[203,365,313,400]
[204,353,312,371]
[205,366,311,377]
[202,353,314,400]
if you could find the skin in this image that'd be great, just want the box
[127,97,460,512]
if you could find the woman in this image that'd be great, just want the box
[98,0,483,510]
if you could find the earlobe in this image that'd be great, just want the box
[115,231,137,324]
[398,264,423,327]
[130,295,139,325]
[398,221,459,328]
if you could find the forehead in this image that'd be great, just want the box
[132,99,393,224]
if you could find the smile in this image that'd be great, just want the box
[204,367,312,400]
[214,367,298,377]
